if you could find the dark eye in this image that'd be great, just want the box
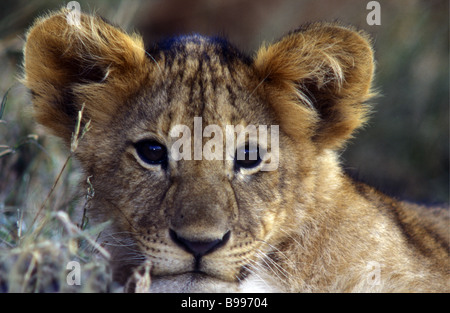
[235,144,261,170]
[135,140,168,166]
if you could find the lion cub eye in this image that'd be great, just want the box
[135,140,168,166]
[235,144,262,170]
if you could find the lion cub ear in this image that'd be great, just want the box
[23,9,148,144]
[254,23,375,150]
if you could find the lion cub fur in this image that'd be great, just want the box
[23,9,449,292]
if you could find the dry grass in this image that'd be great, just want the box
[0,92,114,292]
[0,0,143,293]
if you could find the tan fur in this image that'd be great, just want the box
[23,9,449,292]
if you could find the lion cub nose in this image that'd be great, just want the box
[169,229,231,258]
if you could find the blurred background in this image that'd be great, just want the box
[0,0,448,209]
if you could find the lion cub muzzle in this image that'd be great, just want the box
[168,174,235,261]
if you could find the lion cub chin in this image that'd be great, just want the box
[23,8,449,292]
[130,273,277,293]
[149,274,239,293]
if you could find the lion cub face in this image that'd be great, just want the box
[24,10,373,291]
[93,37,290,290]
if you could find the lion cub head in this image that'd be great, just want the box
[23,10,374,292]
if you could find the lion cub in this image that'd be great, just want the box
[23,9,448,292]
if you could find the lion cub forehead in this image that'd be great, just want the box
[149,34,252,65]
[138,34,270,134]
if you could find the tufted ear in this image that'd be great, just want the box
[23,9,149,144]
[254,22,375,150]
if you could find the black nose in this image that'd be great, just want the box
[169,229,231,258]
